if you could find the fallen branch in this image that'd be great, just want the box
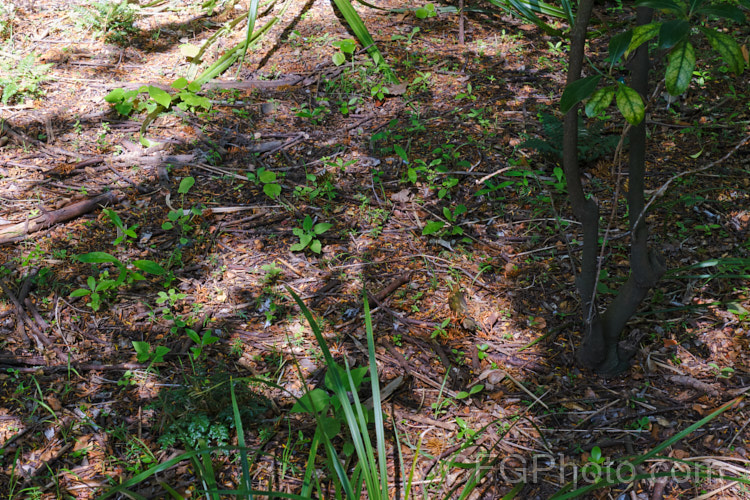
[0,191,120,244]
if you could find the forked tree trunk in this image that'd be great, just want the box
[563,3,665,375]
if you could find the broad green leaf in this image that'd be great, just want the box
[313,222,332,235]
[333,39,357,54]
[616,85,645,125]
[133,260,166,275]
[302,215,313,232]
[659,19,690,49]
[422,220,445,235]
[696,4,746,22]
[132,341,151,362]
[332,52,346,66]
[560,75,601,113]
[178,176,195,194]
[320,416,341,439]
[298,233,313,248]
[700,26,745,74]
[148,86,172,108]
[263,183,281,198]
[634,0,684,14]
[171,77,189,90]
[104,88,126,103]
[309,239,322,254]
[77,252,122,265]
[70,289,91,298]
[585,86,615,117]
[105,209,122,227]
[114,102,133,116]
[626,22,661,57]
[290,241,307,252]
[291,388,330,413]
[96,278,118,292]
[608,30,632,66]
[665,39,696,95]
[258,169,276,183]
[152,345,170,363]
[394,144,408,162]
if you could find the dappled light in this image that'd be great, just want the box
[0,0,748,498]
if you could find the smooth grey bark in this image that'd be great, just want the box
[563,5,665,375]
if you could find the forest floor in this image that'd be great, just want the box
[0,0,749,498]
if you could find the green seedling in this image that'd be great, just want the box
[104,208,138,246]
[246,167,282,199]
[332,39,357,66]
[70,252,165,311]
[422,204,467,238]
[290,215,332,254]
[162,177,203,246]
[132,341,170,371]
[430,318,450,338]
[456,384,484,400]
[105,78,211,117]
[708,363,734,379]
[293,103,328,125]
[415,3,436,18]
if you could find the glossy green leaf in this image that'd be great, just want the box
[332,51,346,66]
[148,86,172,108]
[171,77,189,90]
[700,26,745,74]
[77,252,122,265]
[314,222,332,235]
[422,221,445,235]
[309,239,322,254]
[659,19,689,49]
[105,88,126,103]
[665,39,696,95]
[626,22,660,57]
[634,0,684,14]
[263,183,281,198]
[696,4,746,22]
[608,30,632,66]
[560,75,601,113]
[616,85,645,125]
[133,260,166,275]
[585,86,615,117]
[178,176,195,194]
[258,169,276,183]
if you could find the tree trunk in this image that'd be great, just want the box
[563,4,665,375]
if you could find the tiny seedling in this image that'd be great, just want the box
[104,208,138,246]
[132,341,170,372]
[290,215,331,254]
[246,167,281,198]
[456,384,484,400]
[430,318,450,338]
[332,39,356,66]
